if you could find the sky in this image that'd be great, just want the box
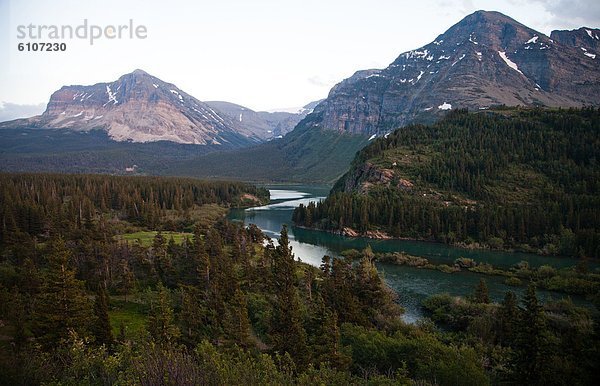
[0,0,599,116]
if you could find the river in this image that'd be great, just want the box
[228,185,591,323]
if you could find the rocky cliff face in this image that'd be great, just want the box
[2,70,261,146]
[551,27,600,54]
[335,162,398,194]
[313,10,600,136]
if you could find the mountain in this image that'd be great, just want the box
[162,113,370,183]
[205,100,321,140]
[551,27,600,53]
[2,11,599,181]
[0,69,260,146]
[292,108,600,258]
[314,10,600,136]
[168,10,600,182]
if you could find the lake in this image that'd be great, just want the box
[229,185,591,323]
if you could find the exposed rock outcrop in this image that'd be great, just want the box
[312,11,600,136]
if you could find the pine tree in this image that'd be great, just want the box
[513,283,550,384]
[192,226,210,288]
[308,294,350,370]
[356,247,387,317]
[118,259,135,301]
[147,283,181,345]
[153,232,175,287]
[92,283,114,347]
[9,289,27,349]
[33,238,92,348]
[323,257,363,325]
[19,257,41,296]
[179,286,210,346]
[224,289,251,347]
[498,291,518,346]
[473,278,490,304]
[269,226,309,369]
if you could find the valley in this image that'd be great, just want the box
[1,6,599,385]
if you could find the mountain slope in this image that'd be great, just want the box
[551,27,600,55]
[292,108,600,258]
[0,128,225,175]
[170,10,600,183]
[314,10,600,136]
[162,112,370,183]
[0,69,260,146]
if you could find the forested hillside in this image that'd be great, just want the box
[294,108,600,258]
[0,173,598,384]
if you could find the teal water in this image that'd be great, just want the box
[229,185,592,323]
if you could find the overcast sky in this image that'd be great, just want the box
[0,0,598,114]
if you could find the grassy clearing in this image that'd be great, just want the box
[109,299,148,339]
[116,231,193,247]
[113,204,228,246]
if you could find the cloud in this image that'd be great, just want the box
[514,0,600,29]
[0,102,45,122]
[307,75,337,88]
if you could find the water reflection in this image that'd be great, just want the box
[229,185,591,323]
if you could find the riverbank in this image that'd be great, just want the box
[358,250,600,297]
[230,186,598,323]
[295,223,590,262]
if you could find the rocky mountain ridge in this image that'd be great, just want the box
[313,10,600,136]
[0,70,261,146]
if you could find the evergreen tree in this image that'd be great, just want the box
[269,226,309,369]
[355,247,388,318]
[179,286,211,346]
[473,278,490,304]
[92,283,114,347]
[33,238,92,348]
[192,226,210,289]
[118,259,135,301]
[224,289,251,347]
[19,258,41,296]
[153,232,175,287]
[147,283,181,345]
[9,289,27,349]
[322,256,364,326]
[497,291,518,346]
[513,283,550,384]
[308,294,350,370]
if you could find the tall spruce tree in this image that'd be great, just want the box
[513,283,550,384]
[498,291,518,346]
[92,283,114,347]
[179,285,212,346]
[192,226,210,289]
[473,278,491,304]
[224,289,251,347]
[308,294,350,370]
[269,226,309,369]
[147,283,181,345]
[33,238,92,348]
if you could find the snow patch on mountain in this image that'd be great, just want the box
[498,51,523,75]
[526,36,539,44]
[104,85,118,106]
